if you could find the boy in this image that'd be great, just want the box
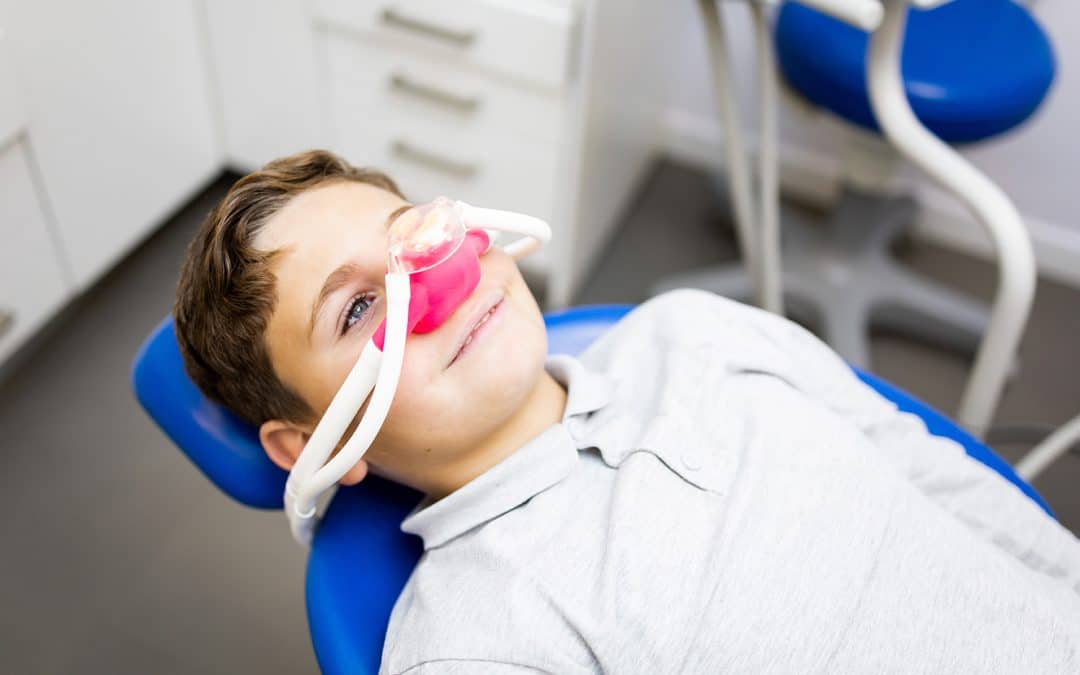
[176,150,1080,674]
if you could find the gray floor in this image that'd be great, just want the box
[1,159,1077,673]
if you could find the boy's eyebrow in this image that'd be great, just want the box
[309,263,364,338]
[386,204,412,228]
[307,209,406,339]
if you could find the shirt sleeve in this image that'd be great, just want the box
[741,300,1080,596]
[395,660,546,675]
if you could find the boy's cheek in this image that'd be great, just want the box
[390,348,457,420]
[381,380,466,455]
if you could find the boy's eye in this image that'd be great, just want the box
[341,293,375,335]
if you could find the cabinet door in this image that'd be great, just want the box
[203,0,325,171]
[0,25,25,147]
[4,0,221,289]
[0,142,72,363]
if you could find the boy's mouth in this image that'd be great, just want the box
[448,293,505,367]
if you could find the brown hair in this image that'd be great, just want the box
[174,149,404,426]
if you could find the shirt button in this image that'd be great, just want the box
[681,448,703,471]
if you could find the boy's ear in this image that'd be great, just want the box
[259,419,309,473]
[258,419,371,487]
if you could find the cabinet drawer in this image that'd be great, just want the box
[325,32,563,143]
[315,0,577,91]
[330,83,559,214]
[0,142,72,363]
[0,28,26,146]
[330,82,561,272]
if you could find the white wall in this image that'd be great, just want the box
[659,1,1080,286]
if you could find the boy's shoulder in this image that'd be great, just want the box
[620,288,758,334]
[580,289,792,365]
[569,291,777,436]
[575,289,833,416]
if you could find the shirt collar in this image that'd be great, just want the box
[400,355,612,549]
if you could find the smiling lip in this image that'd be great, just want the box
[448,292,505,366]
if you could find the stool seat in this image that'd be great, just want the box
[776,0,1056,143]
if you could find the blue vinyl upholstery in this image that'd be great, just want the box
[132,317,286,509]
[132,304,1051,673]
[776,0,1055,143]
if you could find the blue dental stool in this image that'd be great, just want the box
[131,304,1052,673]
[774,0,1055,364]
[666,0,1056,368]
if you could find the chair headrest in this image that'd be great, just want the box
[131,318,287,508]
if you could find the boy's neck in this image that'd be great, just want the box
[424,370,568,501]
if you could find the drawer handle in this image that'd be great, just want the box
[380,8,477,47]
[390,73,480,113]
[392,140,477,179]
[0,309,13,340]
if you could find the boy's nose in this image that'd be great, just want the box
[372,229,490,350]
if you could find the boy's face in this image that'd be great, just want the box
[254,181,549,489]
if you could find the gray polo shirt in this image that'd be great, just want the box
[380,290,1080,674]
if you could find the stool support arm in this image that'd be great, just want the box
[867,0,1037,437]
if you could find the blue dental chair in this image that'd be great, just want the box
[131,304,1052,674]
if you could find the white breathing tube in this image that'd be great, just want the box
[469,205,550,260]
[284,273,409,546]
[284,200,551,546]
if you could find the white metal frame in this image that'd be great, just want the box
[698,0,767,310]
[1016,414,1080,481]
[750,2,784,315]
[705,0,1037,438]
[866,0,1036,437]
[702,0,886,315]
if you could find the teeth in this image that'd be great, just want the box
[472,306,496,332]
[455,303,498,362]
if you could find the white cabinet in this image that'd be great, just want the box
[0,23,71,362]
[315,0,578,91]
[324,31,564,272]
[317,0,576,278]
[0,142,72,363]
[4,0,221,288]
[202,0,326,171]
[0,26,25,148]
[315,0,670,304]
[200,0,672,306]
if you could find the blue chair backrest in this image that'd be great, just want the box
[132,303,1050,674]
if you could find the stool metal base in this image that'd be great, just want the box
[651,187,991,368]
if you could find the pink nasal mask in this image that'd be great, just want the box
[372,198,491,350]
[284,196,551,547]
